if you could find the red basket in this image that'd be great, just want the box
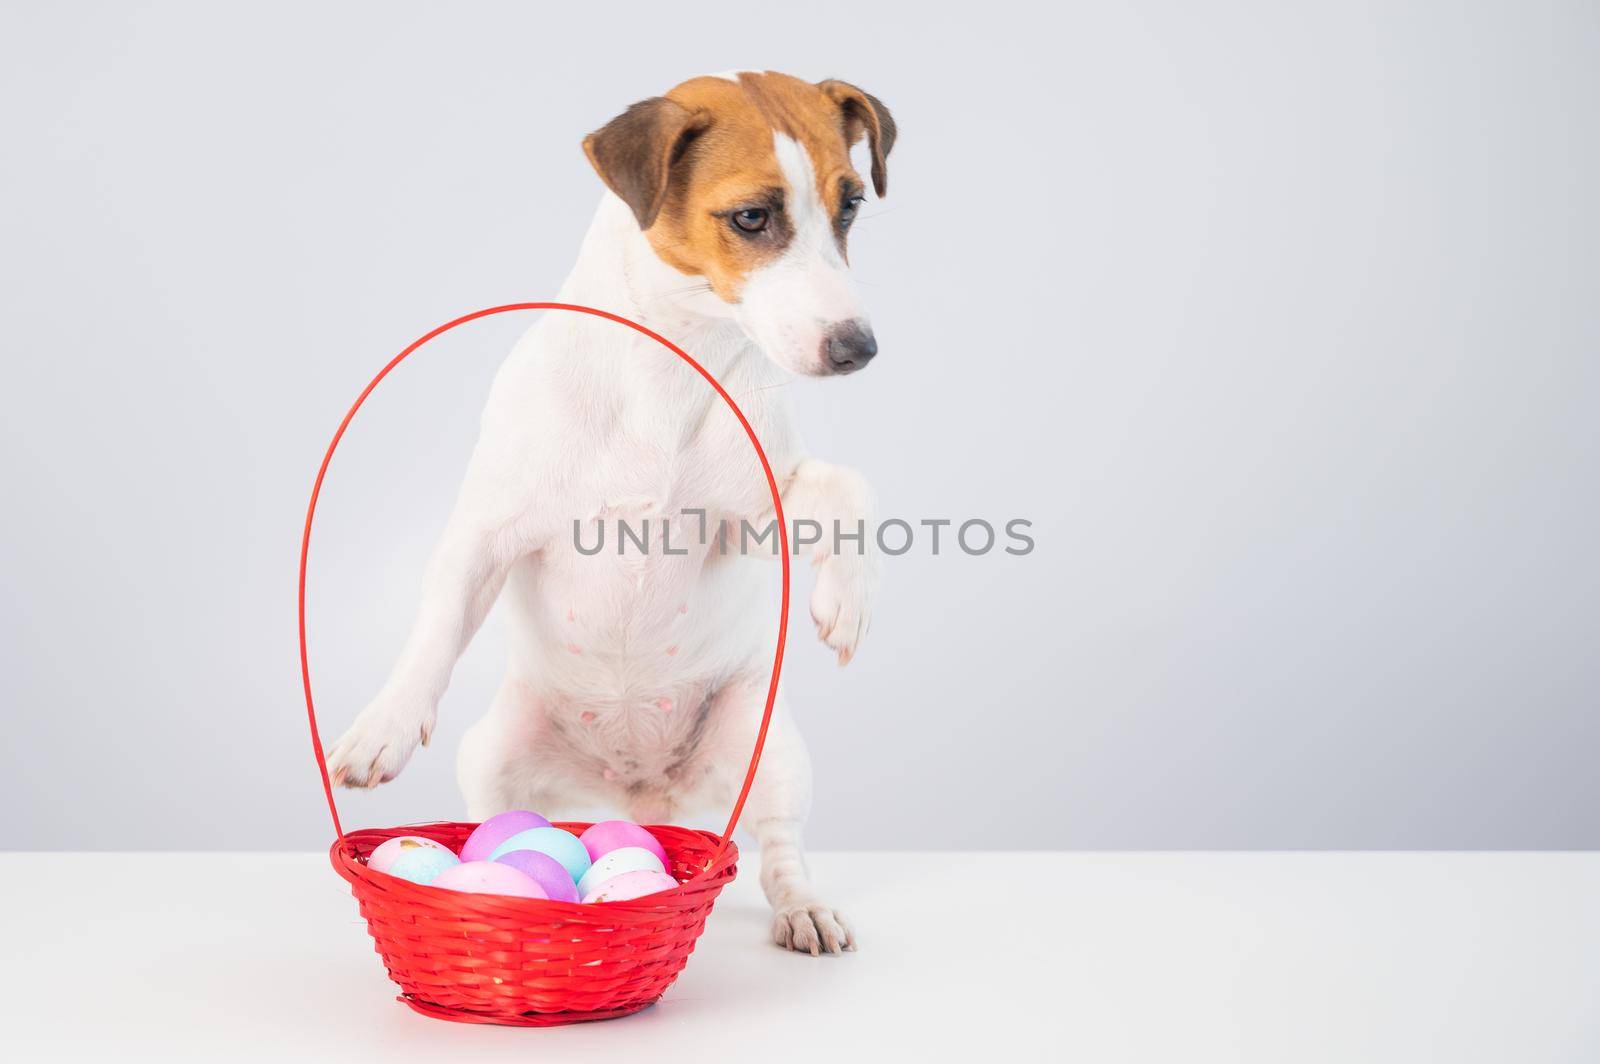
[298,303,791,1026]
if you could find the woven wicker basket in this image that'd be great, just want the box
[298,303,791,1026]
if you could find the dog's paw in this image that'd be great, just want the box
[773,902,855,955]
[326,690,435,789]
[810,554,874,666]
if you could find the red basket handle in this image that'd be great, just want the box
[297,302,790,872]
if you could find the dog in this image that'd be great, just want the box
[327,71,893,955]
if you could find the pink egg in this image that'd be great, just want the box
[459,810,552,863]
[578,820,668,866]
[432,860,548,899]
[581,869,679,904]
[495,849,581,903]
[367,835,452,875]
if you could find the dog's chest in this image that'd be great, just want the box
[598,403,778,523]
[537,400,784,611]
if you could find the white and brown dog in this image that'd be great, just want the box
[327,71,894,955]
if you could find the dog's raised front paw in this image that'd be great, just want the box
[810,554,874,666]
[326,690,435,789]
[772,903,856,956]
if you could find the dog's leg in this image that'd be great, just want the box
[327,503,520,788]
[783,457,879,666]
[456,677,581,821]
[720,689,855,955]
[458,678,539,820]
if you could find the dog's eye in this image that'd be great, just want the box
[839,195,866,228]
[731,208,769,233]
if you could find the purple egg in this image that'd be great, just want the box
[579,820,669,866]
[495,849,581,903]
[459,810,552,863]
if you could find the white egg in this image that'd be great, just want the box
[576,846,666,899]
[367,835,452,875]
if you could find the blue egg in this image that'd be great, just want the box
[385,847,460,885]
[489,826,592,883]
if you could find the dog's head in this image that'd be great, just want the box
[584,72,896,377]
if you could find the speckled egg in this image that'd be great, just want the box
[576,846,667,900]
[495,849,581,903]
[431,860,547,899]
[488,826,592,883]
[367,835,453,875]
[459,810,552,863]
[578,820,669,866]
[384,846,460,886]
[581,869,679,904]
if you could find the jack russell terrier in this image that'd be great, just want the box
[327,71,894,955]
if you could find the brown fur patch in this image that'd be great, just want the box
[582,72,895,300]
[582,98,708,230]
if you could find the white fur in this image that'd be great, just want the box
[328,185,879,955]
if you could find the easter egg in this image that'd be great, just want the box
[431,860,547,899]
[578,820,669,867]
[495,849,581,903]
[459,810,552,863]
[384,847,460,886]
[576,846,666,900]
[367,835,452,875]
[489,826,592,883]
[581,869,679,904]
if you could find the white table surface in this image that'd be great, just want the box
[2,852,1597,1062]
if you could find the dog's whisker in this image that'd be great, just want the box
[735,380,795,400]
[849,207,902,228]
[637,279,715,303]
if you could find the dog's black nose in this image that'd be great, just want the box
[823,321,878,374]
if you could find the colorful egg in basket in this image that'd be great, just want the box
[299,303,792,1026]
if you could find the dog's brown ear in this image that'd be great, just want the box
[583,97,708,230]
[818,80,897,197]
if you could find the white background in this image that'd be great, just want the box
[1,1,1595,850]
